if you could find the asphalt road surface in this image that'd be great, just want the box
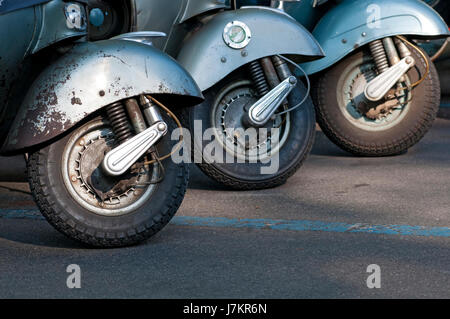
[0,119,449,298]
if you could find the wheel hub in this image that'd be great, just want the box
[349,71,388,119]
[77,135,141,202]
[348,69,407,121]
[210,81,290,162]
[63,119,158,216]
[220,90,278,151]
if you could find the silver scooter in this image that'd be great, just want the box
[0,0,203,247]
[87,0,325,190]
[91,0,323,189]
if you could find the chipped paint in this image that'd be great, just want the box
[71,92,82,105]
[1,39,203,153]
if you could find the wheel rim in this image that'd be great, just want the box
[337,54,412,132]
[210,80,291,162]
[61,119,159,217]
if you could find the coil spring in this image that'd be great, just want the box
[106,101,133,144]
[369,40,389,73]
[249,60,269,97]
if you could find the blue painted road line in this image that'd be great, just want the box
[1,208,450,238]
[0,209,44,220]
[174,216,450,238]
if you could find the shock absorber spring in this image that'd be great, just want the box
[249,60,269,97]
[369,39,390,73]
[106,101,133,144]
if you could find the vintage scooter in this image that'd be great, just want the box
[87,0,325,190]
[0,0,204,247]
[240,0,450,156]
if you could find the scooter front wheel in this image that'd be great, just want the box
[190,72,316,190]
[314,46,440,156]
[27,113,188,247]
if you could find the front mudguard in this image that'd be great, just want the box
[2,39,203,153]
[177,7,324,91]
[301,0,450,75]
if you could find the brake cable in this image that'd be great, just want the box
[142,95,184,166]
[273,54,312,116]
[395,35,430,90]
[132,96,183,186]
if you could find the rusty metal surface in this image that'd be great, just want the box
[1,39,203,153]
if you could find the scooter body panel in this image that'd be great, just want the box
[30,0,88,54]
[0,0,51,15]
[177,6,324,91]
[0,7,36,110]
[133,0,229,53]
[179,0,228,23]
[300,0,450,74]
[1,39,203,153]
[0,0,88,107]
[0,0,89,147]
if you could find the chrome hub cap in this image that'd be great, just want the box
[62,119,159,216]
[211,81,290,162]
[338,56,412,132]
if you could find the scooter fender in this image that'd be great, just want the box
[2,39,203,153]
[301,0,450,75]
[176,7,324,91]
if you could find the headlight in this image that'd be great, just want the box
[65,3,87,31]
[88,0,132,41]
[89,8,105,27]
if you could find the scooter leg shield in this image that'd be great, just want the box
[1,39,203,154]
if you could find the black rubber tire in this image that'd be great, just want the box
[314,45,440,156]
[27,114,189,248]
[190,72,316,190]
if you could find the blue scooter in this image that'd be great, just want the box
[240,0,450,156]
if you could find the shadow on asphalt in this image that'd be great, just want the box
[0,219,87,249]
[186,164,233,191]
[1,121,449,251]
[0,217,173,250]
[0,220,449,298]
[188,129,381,190]
[310,130,353,158]
[187,129,349,191]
